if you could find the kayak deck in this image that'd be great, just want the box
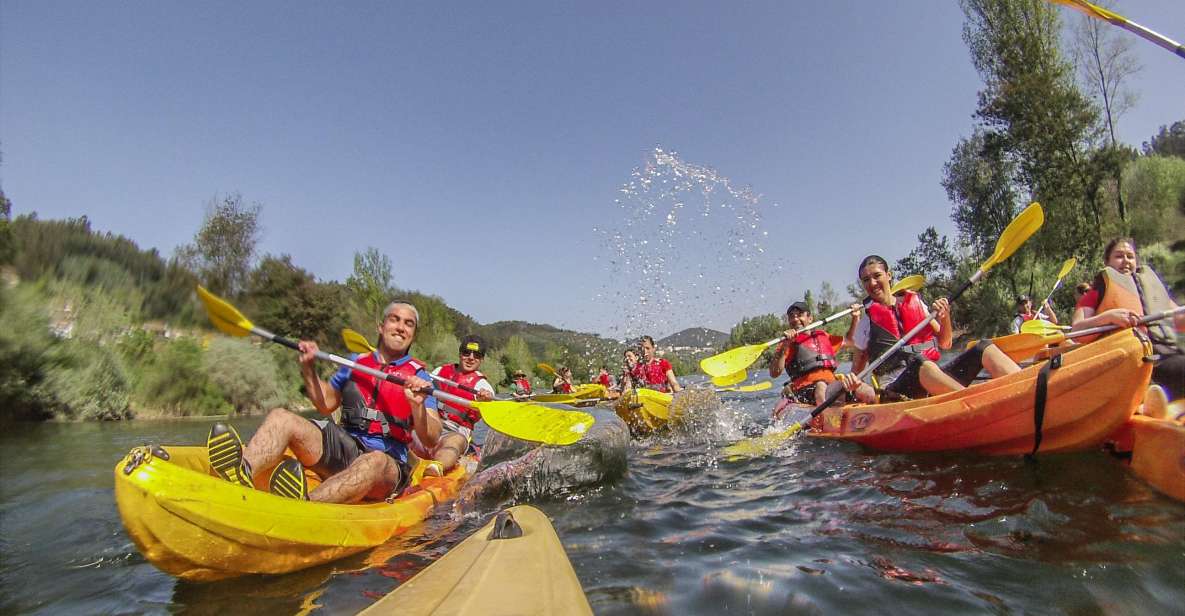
[359,505,592,615]
[114,445,469,581]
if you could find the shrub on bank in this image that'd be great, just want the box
[135,338,230,416]
[203,337,292,414]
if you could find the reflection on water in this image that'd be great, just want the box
[1,390,1182,615]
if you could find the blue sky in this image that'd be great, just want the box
[3,1,1182,338]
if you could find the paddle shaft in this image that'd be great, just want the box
[256,325,479,411]
[758,306,857,350]
[1065,305,1185,340]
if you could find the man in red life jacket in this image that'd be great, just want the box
[638,335,682,393]
[770,301,843,409]
[205,301,441,503]
[510,369,532,399]
[416,335,495,476]
[1010,294,1057,334]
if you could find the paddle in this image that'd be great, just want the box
[700,274,926,378]
[1000,306,1185,360]
[1047,0,1185,59]
[341,328,496,399]
[716,381,773,393]
[196,286,593,446]
[537,363,557,377]
[723,202,1044,459]
[1035,257,1076,319]
[710,369,748,387]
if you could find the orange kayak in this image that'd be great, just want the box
[1111,414,1185,502]
[809,330,1152,455]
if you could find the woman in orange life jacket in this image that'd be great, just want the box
[552,366,575,394]
[837,255,1021,402]
[1071,237,1185,402]
[770,300,849,412]
[414,335,496,477]
[638,335,683,393]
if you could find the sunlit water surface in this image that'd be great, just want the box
[1,390,1182,615]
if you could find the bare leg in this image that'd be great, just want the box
[242,408,324,472]
[813,381,828,406]
[432,432,468,473]
[918,361,966,396]
[309,451,399,503]
[981,344,1022,378]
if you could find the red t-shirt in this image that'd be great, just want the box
[640,358,673,388]
[597,373,611,388]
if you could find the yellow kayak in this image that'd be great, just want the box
[613,388,719,434]
[359,505,592,615]
[114,445,470,582]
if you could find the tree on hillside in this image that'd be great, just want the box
[0,191,13,265]
[177,193,261,297]
[1143,121,1185,159]
[346,247,394,321]
[895,227,959,298]
[244,255,346,346]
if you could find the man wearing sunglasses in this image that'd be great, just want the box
[417,335,495,476]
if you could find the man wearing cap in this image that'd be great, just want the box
[205,300,441,503]
[510,369,533,399]
[769,301,844,411]
[1010,294,1057,334]
[418,334,496,476]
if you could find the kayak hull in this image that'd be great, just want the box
[809,331,1151,455]
[1111,414,1185,502]
[114,445,469,581]
[359,505,592,615]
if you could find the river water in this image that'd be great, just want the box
[1,388,1182,615]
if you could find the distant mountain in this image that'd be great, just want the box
[476,320,621,357]
[657,327,729,349]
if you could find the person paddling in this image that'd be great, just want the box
[416,335,495,477]
[1071,237,1185,402]
[596,365,613,389]
[510,369,533,399]
[839,256,1021,402]
[769,301,853,409]
[205,300,441,502]
[1010,294,1057,334]
[638,335,682,393]
[552,366,575,393]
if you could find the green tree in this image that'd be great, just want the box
[895,227,959,298]
[1119,155,1185,247]
[177,193,261,297]
[500,335,536,379]
[0,191,13,265]
[346,247,394,322]
[1143,120,1185,159]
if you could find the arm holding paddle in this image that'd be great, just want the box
[298,341,342,414]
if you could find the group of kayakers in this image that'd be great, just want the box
[206,236,1181,507]
[767,239,1182,419]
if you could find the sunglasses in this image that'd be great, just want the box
[460,349,484,359]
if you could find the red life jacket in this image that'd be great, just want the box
[640,358,671,393]
[554,380,573,394]
[513,377,532,395]
[597,373,611,388]
[435,363,485,429]
[864,290,940,376]
[784,330,838,377]
[341,353,423,443]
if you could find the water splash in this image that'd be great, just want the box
[595,147,780,340]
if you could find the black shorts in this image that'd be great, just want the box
[884,340,991,400]
[309,419,412,496]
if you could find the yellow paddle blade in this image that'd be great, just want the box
[537,363,557,376]
[700,342,770,378]
[341,328,375,354]
[722,422,805,459]
[982,203,1044,274]
[196,285,254,337]
[891,274,925,294]
[476,400,594,446]
[1020,319,1069,336]
[530,393,580,404]
[635,388,673,420]
[1056,257,1077,281]
[711,369,748,387]
[720,381,772,393]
